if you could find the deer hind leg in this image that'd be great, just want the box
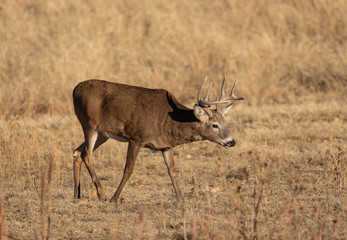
[162,149,184,202]
[73,134,109,200]
[73,142,85,198]
[79,130,108,201]
[110,140,141,203]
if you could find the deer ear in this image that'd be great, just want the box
[193,105,209,122]
[222,104,233,115]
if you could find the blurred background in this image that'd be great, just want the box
[1,1,346,239]
[1,0,346,117]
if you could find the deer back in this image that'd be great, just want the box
[73,79,197,149]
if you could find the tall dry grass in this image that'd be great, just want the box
[0,0,346,117]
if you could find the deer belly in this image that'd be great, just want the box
[101,132,129,142]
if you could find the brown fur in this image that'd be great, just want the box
[72,79,238,202]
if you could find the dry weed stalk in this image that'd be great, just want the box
[191,215,197,240]
[326,145,346,203]
[0,167,4,240]
[46,156,53,239]
[286,170,306,240]
[215,156,226,187]
[61,219,66,240]
[322,144,346,238]
[39,156,54,240]
[313,206,326,240]
[159,200,167,233]
[268,199,286,240]
[137,210,144,240]
[182,207,188,240]
[249,150,279,240]
[0,197,3,240]
[200,220,210,240]
[231,179,247,239]
[112,219,119,240]
[40,168,46,240]
[190,171,201,203]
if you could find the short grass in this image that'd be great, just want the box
[0,101,346,239]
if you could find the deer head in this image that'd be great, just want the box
[193,75,244,148]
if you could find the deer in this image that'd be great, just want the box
[72,75,244,203]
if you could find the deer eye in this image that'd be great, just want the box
[212,123,219,129]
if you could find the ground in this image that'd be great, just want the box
[1,101,345,239]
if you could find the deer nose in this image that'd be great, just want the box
[224,139,236,148]
[229,139,236,147]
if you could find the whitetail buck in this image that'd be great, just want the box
[72,76,244,203]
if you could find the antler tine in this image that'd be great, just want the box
[216,77,244,114]
[230,80,244,101]
[218,74,227,101]
[197,76,231,107]
[204,82,213,101]
[197,76,208,103]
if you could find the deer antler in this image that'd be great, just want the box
[197,75,244,111]
[197,76,230,107]
[216,74,244,114]
[219,74,244,101]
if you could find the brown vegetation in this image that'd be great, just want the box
[1,0,346,117]
[0,0,346,239]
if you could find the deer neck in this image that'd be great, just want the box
[167,110,203,147]
[164,92,203,147]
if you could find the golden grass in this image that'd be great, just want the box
[0,102,346,239]
[0,0,346,239]
[0,0,346,117]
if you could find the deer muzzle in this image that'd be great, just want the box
[221,138,236,149]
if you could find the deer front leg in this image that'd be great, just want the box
[110,140,141,203]
[162,149,184,202]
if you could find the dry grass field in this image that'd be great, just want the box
[0,0,346,239]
